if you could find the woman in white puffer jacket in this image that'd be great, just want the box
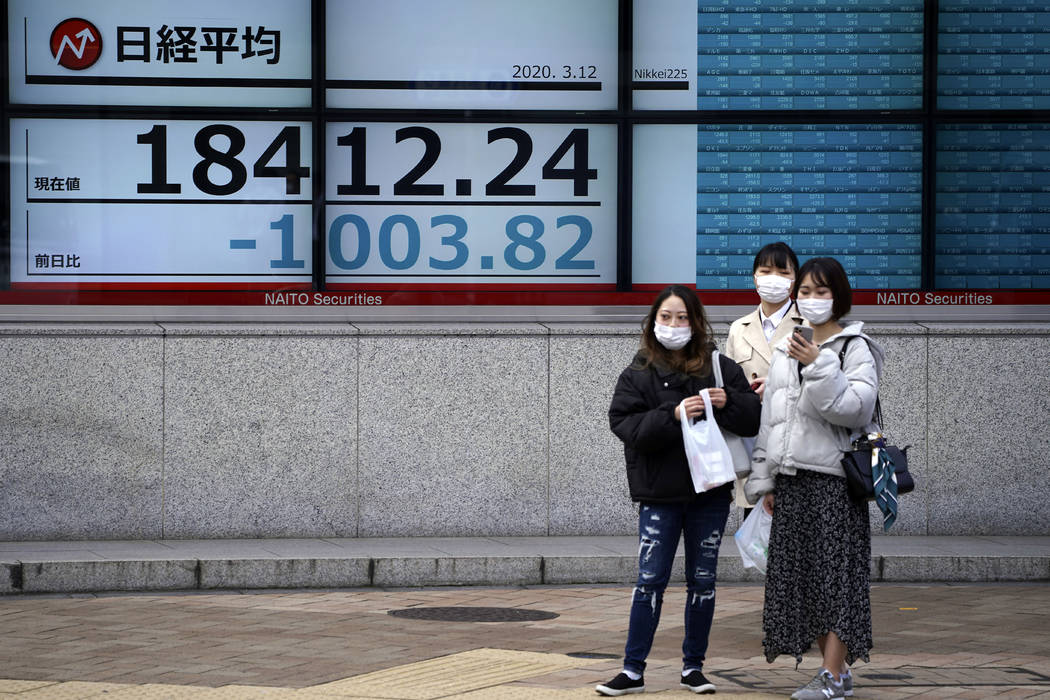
[744,257,884,700]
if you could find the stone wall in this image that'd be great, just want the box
[2,322,1048,540]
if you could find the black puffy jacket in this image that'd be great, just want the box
[608,349,761,503]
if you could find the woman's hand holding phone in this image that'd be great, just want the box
[792,325,813,343]
[787,325,819,365]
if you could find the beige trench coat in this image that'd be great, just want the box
[724,301,804,506]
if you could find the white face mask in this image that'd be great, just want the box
[754,274,793,304]
[797,298,834,325]
[654,323,692,350]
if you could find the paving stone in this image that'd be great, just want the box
[3,583,1050,698]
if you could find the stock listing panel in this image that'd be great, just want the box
[939,0,1050,110]
[5,0,1050,306]
[631,124,922,290]
[695,0,924,110]
[936,124,1050,289]
[695,125,923,289]
[633,0,924,110]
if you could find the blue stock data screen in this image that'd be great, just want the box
[697,0,924,110]
[696,124,923,290]
[939,1,1050,110]
[936,124,1050,289]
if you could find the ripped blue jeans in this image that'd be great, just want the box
[623,484,731,675]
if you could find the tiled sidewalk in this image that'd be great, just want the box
[1,583,1049,698]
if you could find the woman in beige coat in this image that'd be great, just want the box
[725,242,802,507]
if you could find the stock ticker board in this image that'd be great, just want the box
[939,0,1050,110]
[936,124,1050,289]
[7,0,1050,303]
[695,124,923,290]
[696,1,924,110]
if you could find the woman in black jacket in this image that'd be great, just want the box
[597,285,761,697]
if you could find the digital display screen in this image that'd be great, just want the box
[10,118,313,286]
[936,124,1050,289]
[7,0,311,107]
[631,123,922,289]
[5,1,1050,305]
[326,0,619,110]
[324,123,617,286]
[633,0,924,110]
[939,1,1050,110]
[696,125,923,288]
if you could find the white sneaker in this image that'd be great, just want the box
[790,670,845,700]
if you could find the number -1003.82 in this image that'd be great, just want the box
[328,213,595,272]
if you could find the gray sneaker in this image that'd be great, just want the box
[841,669,853,697]
[790,670,845,700]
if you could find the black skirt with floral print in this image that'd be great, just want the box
[762,470,872,666]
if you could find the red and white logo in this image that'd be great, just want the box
[50,18,102,70]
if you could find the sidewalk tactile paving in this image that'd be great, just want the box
[309,648,600,699]
[65,684,213,698]
[180,686,290,699]
[0,682,53,694]
[450,688,642,699]
[1,681,135,698]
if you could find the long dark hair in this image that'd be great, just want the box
[636,285,713,376]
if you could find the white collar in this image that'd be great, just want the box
[759,300,792,328]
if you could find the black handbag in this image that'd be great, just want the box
[841,436,914,502]
[836,337,916,503]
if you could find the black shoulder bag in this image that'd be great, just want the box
[837,337,915,502]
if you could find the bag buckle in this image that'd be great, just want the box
[851,436,872,451]
[851,431,887,451]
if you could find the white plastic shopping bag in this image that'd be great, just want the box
[680,389,736,493]
[710,350,754,476]
[734,504,772,574]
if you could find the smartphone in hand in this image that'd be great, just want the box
[793,325,813,343]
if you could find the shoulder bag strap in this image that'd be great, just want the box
[711,349,724,388]
[838,336,883,429]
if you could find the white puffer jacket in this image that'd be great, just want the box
[744,322,884,504]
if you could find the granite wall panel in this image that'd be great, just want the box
[162,326,358,538]
[356,325,549,536]
[926,325,1050,535]
[0,327,164,539]
[548,325,640,535]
